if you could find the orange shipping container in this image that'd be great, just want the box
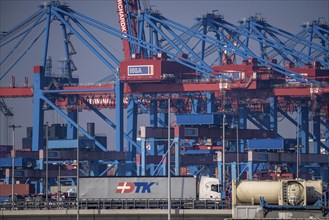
[180,167,188,175]
[0,184,34,196]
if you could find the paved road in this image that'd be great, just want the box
[1,209,232,220]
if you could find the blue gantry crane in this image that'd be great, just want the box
[0,1,328,196]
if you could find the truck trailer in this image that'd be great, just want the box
[79,176,221,200]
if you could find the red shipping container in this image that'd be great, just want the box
[0,184,34,196]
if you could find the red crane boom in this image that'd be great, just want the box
[116,0,139,61]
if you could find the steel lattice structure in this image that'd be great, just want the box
[0,1,329,194]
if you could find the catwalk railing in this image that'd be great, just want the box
[0,198,229,210]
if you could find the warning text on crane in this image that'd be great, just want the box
[128,65,154,76]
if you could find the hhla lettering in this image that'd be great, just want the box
[129,67,143,74]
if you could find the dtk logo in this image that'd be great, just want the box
[116,182,155,193]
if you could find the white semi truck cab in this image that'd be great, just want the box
[199,176,222,199]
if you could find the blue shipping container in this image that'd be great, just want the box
[247,139,284,150]
[0,157,23,167]
[176,113,226,125]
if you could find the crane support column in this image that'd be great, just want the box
[162,155,167,176]
[299,106,309,153]
[174,137,180,176]
[32,66,45,151]
[320,163,329,182]
[158,100,168,175]
[61,22,77,140]
[158,100,168,128]
[247,151,253,180]
[126,97,137,175]
[149,99,157,175]
[150,100,158,127]
[231,163,237,180]
[115,79,124,152]
[156,100,169,155]
[201,16,208,61]
[238,105,247,153]
[67,110,77,139]
[31,6,51,152]
[192,99,199,113]
[136,155,141,176]
[60,21,73,78]
[324,119,329,150]
[270,97,278,136]
[217,151,224,189]
[140,138,146,176]
[115,79,124,175]
[206,93,215,113]
[312,99,321,154]
[90,161,100,176]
